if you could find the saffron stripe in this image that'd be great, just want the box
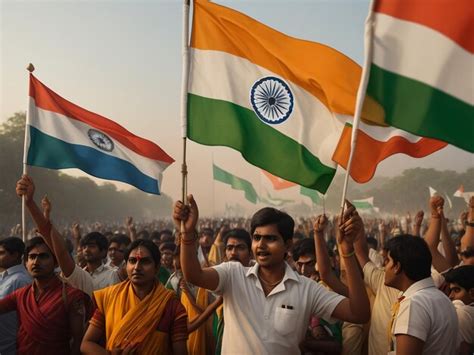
[29,75,174,163]
[374,0,473,53]
[27,126,160,194]
[191,0,363,116]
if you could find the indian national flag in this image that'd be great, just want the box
[187,0,371,193]
[364,0,473,153]
[26,75,174,195]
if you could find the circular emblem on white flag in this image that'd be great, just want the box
[87,129,114,152]
[250,76,294,124]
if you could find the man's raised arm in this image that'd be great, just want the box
[173,195,219,291]
[16,175,76,277]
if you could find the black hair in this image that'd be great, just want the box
[0,237,25,260]
[444,265,474,291]
[125,239,161,266]
[460,247,474,258]
[159,242,176,253]
[160,229,173,238]
[150,231,161,242]
[250,207,294,242]
[292,238,315,262]
[385,235,431,282]
[223,229,251,251]
[110,234,131,247]
[80,232,109,252]
[24,237,56,262]
[367,237,378,250]
[137,230,150,240]
[201,228,214,237]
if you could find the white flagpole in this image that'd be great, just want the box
[22,63,35,242]
[340,0,376,214]
[180,0,191,235]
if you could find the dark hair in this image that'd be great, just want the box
[444,265,474,291]
[159,242,176,253]
[80,232,109,252]
[223,229,251,251]
[110,234,131,247]
[137,230,150,240]
[150,231,161,242]
[125,239,161,266]
[24,237,56,262]
[250,207,294,242]
[160,229,173,238]
[292,238,315,262]
[0,237,25,259]
[460,247,474,258]
[385,235,431,282]
[201,228,214,237]
[367,237,378,250]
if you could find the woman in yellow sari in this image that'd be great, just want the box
[81,240,188,355]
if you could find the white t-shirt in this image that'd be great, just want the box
[391,277,458,355]
[65,263,120,296]
[453,300,474,346]
[212,261,345,354]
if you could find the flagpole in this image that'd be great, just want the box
[22,63,35,242]
[340,0,375,216]
[180,0,191,234]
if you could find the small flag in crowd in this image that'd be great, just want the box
[300,186,321,205]
[26,75,174,194]
[363,0,473,153]
[187,0,371,193]
[213,164,258,204]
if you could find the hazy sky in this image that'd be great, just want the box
[1,0,472,216]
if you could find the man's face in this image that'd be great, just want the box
[108,242,126,265]
[199,234,213,249]
[26,244,56,279]
[0,246,19,270]
[126,247,158,287]
[160,249,174,269]
[225,237,251,266]
[295,253,316,279]
[252,224,289,268]
[82,242,104,263]
[461,255,474,266]
[383,252,400,288]
[448,282,473,304]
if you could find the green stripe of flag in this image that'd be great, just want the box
[300,186,321,205]
[367,64,474,153]
[213,164,258,204]
[352,200,373,210]
[188,94,336,193]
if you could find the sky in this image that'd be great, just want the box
[1,0,472,217]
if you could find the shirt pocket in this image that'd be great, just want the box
[273,306,298,336]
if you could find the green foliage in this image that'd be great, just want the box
[0,112,173,235]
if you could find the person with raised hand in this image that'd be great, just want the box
[174,195,370,354]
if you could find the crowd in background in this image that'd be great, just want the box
[0,174,473,354]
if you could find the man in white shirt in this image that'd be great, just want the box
[0,237,31,355]
[174,195,370,354]
[444,265,474,354]
[385,235,458,354]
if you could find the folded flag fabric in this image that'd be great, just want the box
[364,0,473,153]
[213,164,258,204]
[261,170,297,190]
[26,74,174,195]
[429,187,438,198]
[453,185,474,204]
[353,197,375,210]
[187,0,372,193]
[332,122,447,183]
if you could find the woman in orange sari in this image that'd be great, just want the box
[81,240,188,355]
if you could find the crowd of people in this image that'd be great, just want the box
[0,174,473,354]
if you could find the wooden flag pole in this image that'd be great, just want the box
[180,0,191,235]
[22,63,35,242]
[339,0,375,218]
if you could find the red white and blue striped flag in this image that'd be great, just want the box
[26,74,174,194]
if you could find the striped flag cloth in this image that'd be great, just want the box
[213,164,258,204]
[187,0,371,193]
[364,0,473,153]
[26,75,174,194]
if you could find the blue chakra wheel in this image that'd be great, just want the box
[88,129,114,152]
[250,76,294,124]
